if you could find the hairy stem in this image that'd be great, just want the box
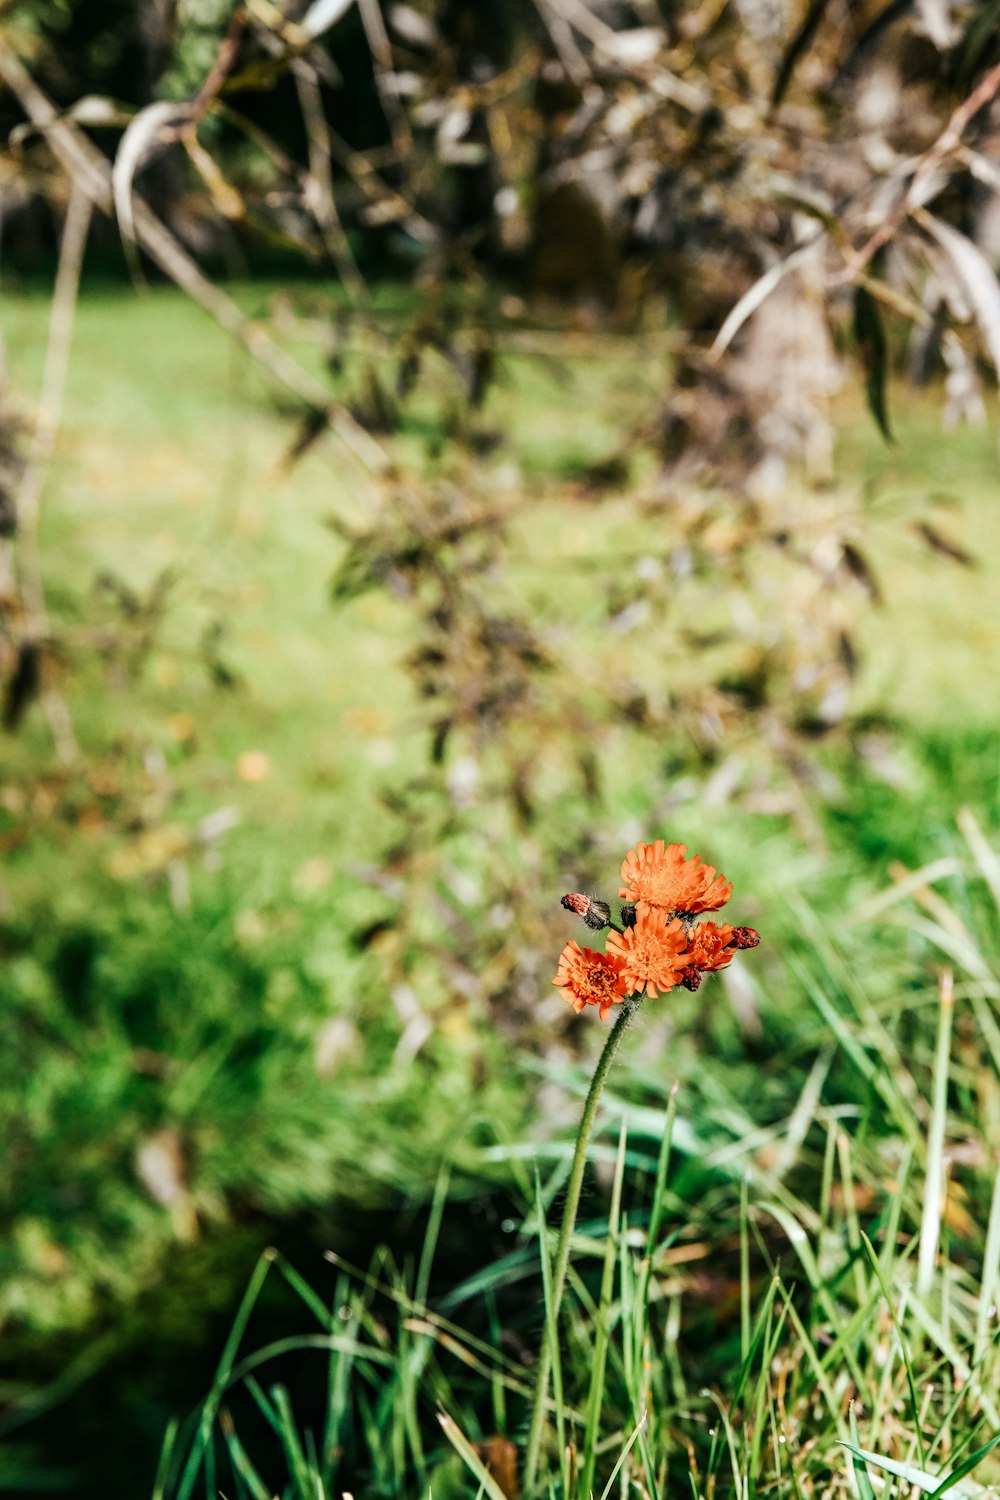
[523,997,638,1493]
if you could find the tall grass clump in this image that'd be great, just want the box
[152,812,1000,1498]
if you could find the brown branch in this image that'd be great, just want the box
[324,122,437,243]
[192,8,246,116]
[841,58,1000,282]
[357,0,414,165]
[14,179,92,764]
[293,61,367,303]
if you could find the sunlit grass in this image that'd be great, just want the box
[1,280,999,1492]
[153,821,1000,1496]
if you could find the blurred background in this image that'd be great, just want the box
[1,0,999,1494]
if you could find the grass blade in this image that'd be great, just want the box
[848,1404,876,1500]
[579,1117,627,1500]
[598,1411,647,1500]
[919,971,954,1298]
[437,1412,509,1500]
[152,1418,179,1500]
[174,1248,277,1500]
[860,1232,927,1469]
[926,1431,1000,1498]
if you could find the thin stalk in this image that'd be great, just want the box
[523,997,638,1494]
[974,1161,1000,1366]
[740,1170,751,1362]
[12,178,91,764]
[918,970,954,1299]
[579,1119,629,1500]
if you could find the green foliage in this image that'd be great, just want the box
[0,286,997,1493]
[0,865,525,1337]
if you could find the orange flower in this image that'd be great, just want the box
[552,941,627,1021]
[619,839,732,916]
[685,920,735,974]
[606,909,689,998]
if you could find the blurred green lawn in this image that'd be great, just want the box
[1,275,998,1259]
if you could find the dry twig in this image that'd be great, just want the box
[12,179,92,763]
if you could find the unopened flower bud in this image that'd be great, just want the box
[560,893,611,930]
[583,900,612,930]
[620,902,637,929]
[728,926,760,950]
[680,966,702,991]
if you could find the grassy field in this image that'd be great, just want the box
[1,277,999,1496]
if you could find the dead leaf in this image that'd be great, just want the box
[476,1436,519,1499]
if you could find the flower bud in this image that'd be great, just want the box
[728,926,760,950]
[620,902,637,929]
[560,893,612,931]
[680,966,702,991]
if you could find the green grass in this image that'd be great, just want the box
[0,277,998,1494]
[152,821,1000,1498]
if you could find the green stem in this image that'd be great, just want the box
[523,997,638,1494]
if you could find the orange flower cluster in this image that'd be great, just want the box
[553,839,759,1020]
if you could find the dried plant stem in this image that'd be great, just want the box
[523,997,638,1494]
[293,62,367,303]
[842,57,1000,283]
[14,177,92,764]
[356,0,413,165]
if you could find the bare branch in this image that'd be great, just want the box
[357,0,414,165]
[293,61,367,303]
[841,57,1000,282]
